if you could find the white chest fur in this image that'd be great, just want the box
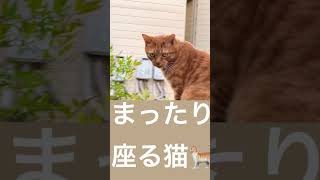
[192,152,198,162]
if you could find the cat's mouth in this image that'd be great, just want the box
[153,62,164,69]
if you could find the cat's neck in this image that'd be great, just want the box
[166,41,197,74]
[162,41,199,92]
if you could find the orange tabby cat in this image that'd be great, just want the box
[190,145,210,169]
[142,34,210,100]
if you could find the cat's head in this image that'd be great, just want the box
[142,34,179,70]
[190,145,198,153]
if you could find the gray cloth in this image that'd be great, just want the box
[153,66,165,80]
[135,58,153,79]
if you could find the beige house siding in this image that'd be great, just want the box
[194,0,210,53]
[111,0,187,58]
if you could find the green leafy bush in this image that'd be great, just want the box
[0,0,104,123]
[110,46,152,100]
[1,0,101,60]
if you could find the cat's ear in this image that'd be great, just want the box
[167,34,176,45]
[142,34,152,44]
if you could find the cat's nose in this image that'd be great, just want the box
[154,62,162,67]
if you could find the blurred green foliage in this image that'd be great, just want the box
[0,0,101,59]
[110,46,153,100]
[0,0,104,123]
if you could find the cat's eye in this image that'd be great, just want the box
[149,53,155,58]
[162,53,168,57]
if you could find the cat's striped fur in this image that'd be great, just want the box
[190,145,210,169]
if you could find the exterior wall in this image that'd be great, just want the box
[185,0,194,43]
[111,0,210,55]
[194,0,210,53]
[111,0,187,59]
